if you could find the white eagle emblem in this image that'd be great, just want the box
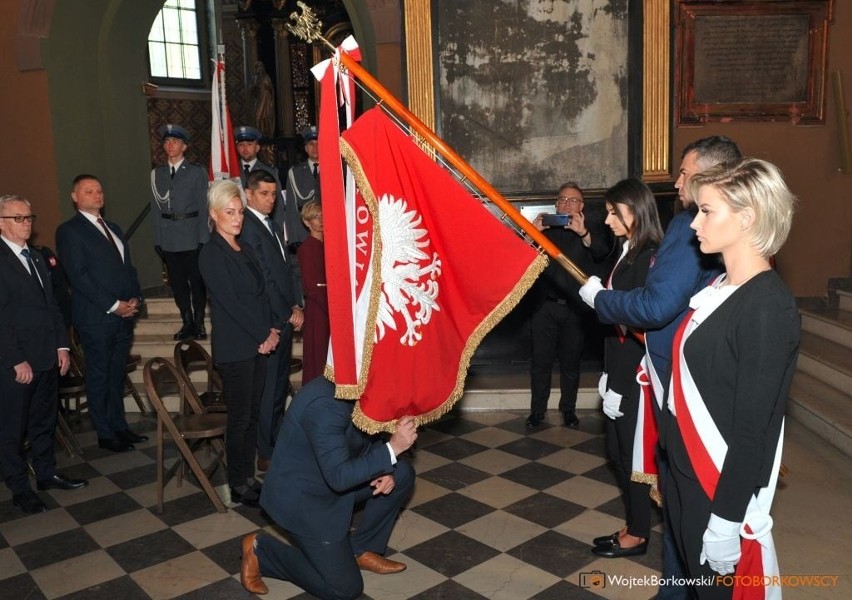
[374,194,442,346]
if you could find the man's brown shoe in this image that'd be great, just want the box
[355,550,407,574]
[241,534,268,594]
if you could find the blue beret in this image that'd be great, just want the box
[235,126,263,142]
[160,123,190,142]
[300,125,318,142]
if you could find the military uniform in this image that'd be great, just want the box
[150,124,210,339]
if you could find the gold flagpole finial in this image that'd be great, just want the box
[287,2,335,51]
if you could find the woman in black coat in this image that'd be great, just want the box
[592,179,663,559]
[199,180,279,506]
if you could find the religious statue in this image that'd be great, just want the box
[251,60,275,137]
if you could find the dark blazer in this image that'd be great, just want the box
[238,210,303,329]
[669,270,800,522]
[603,241,657,397]
[260,377,395,542]
[595,210,722,392]
[150,161,210,251]
[55,212,142,327]
[199,232,272,363]
[0,242,69,371]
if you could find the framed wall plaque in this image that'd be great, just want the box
[676,1,834,125]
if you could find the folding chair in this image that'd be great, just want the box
[173,340,227,413]
[143,357,228,513]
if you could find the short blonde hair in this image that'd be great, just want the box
[207,180,245,212]
[688,158,796,257]
[301,199,321,222]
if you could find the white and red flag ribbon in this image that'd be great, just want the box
[313,38,546,432]
[209,56,240,181]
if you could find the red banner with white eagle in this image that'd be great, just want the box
[331,108,546,432]
[209,56,240,181]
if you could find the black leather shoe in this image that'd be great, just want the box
[98,437,134,452]
[12,490,47,514]
[593,531,621,547]
[174,323,193,341]
[525,413,544,428]
[230,486,260,507]
[117,429,149,444]
[592,539,648,558]
[194,323,207,340]
[37,474,89,491]
[562,411,580,428]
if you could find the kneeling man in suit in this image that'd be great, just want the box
[240,377,417,599]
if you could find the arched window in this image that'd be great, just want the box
[147,0,205,84]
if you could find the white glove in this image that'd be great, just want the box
[700,514,742,575]
[597,373,609,398]
[579,275,604,309]
[602,389,624,420]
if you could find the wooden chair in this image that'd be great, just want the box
[143,357,228,513]
[173,340,227,413]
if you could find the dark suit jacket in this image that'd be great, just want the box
[670,270,800,522]
[238,210,303,330]
[603,241,657,397]
[199,232,273,363]
[595,209,722,392]
[260,377,395,542]
[55,212,142,328]
[0,242,69,371]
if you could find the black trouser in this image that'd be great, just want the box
[217,356,266,489]
[529,300,585,416]
[257,325,293,461]
[0,368,58,495]
[163,249,206,322]
[605,391,651,539]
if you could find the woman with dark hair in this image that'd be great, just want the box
[199,180,279,506]
[592,178,663,558]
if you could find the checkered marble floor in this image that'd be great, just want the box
[0,410,848,600]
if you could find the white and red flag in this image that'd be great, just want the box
[315,44,546,431]
[209,56,240,181]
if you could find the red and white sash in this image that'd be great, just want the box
[671,279,783,600]
[631,357,660,505]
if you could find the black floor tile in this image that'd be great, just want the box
[172,576,254,599]
[64,492,142,526]
[503,492,587,529]
[533,579,610,600]
[507,530,594,578]
[409,579,489,599]
[569,436,608,455]
[581,462,620,487]
[107,464,159,490]
[422,437,489,461]
[14,527,100,571]
[410,492,494,529]
[417,462,491,491]
[56,575,150,600]
[404,530,500,578]
[500,461,576,490]
[425,414,486,437]
[0,573,47,600]
[151,491,219,527]
[107,529,196,573]
[496,437,564,461]
[200,535,246,575]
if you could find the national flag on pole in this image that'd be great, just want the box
[209,55,240,181]
[325,108,546,432]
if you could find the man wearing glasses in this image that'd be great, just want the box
[0,195,88,514]
[526,183,612,428]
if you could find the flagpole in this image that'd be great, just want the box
[286,3,588,285]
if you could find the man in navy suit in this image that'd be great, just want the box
[56,174,146,453]
[0,195,88,514]
[239,169,304,471]
[239,378,418,599]
[579,136,741,600]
